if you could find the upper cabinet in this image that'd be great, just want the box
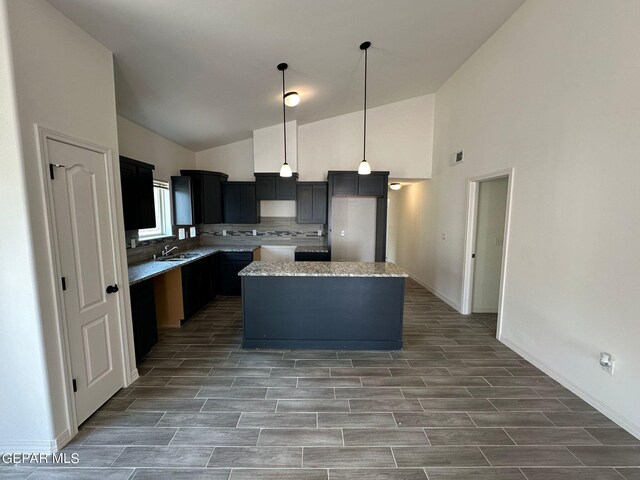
[223,182,260,224]
[255,173,298,200]
[171,170,228,226]
[328,171,389,198]
[120,156,155,231]
[296,182,328,224]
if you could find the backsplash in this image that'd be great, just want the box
[126,217,326,264]
[199,217,327,248]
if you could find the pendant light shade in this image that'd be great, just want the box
[277,63,292,177]
[284,91,300,107]
[358,41,372,175]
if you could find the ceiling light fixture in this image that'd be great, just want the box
[358,41,372,175]
[277,63,293,177]
[389,183,402,191]
[284,91,300,107]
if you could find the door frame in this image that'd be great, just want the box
[461,168,514,340]
[36,126,135,444]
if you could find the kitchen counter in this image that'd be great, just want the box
[294,246,329,254]
[241,261,407,350]
[128,246,259,285]
[239,261,408,278]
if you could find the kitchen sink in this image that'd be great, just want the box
[157,252,200,262]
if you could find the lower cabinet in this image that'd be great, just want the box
[295,251,330,262]
[218,252,253,295]
[182,256,216,322]
[129,280,158,363]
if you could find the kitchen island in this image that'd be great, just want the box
[239,261,408,350]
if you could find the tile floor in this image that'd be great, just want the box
[4,279,639,479]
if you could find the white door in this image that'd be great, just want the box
[49,138,125,424]
[331,197,377,262]
[472,177,508,313]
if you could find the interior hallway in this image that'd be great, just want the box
[5,280,639,479]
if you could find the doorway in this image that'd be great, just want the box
[41,128,130,435]
[461,169,514,337]
[471,177,508,312]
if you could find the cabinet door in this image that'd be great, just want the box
[137,166,156,228]
[256,175,276,200]
[332,173,358,195]
[358,174,386,197]
[223,183,242,223]
[202,174,223,224]
[296,184,313,223]
[130,280,157,362]
[312,183,328,224]
[275,176,296,200]
[239,184,258,223]
[172,176,195,225]
[120,161,139,231]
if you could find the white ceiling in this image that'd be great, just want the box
[47,0,524,151]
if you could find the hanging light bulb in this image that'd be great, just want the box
[284,91,300,107]
[277,63,293,177]
[358,41,372,175]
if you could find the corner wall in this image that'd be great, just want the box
[0,0,126,450]
[117,115,196,181]
[420,0,640,435]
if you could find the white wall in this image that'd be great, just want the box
[117,115,195,181]
[299,94,434,181]
[253,121,297,173]
[0,0,128,451]
[472,177,508,313]
[0,0,56,451]
[406,0,640,435]
[195,94,434,182]
[196,138,254,181]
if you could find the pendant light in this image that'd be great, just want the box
[358,41,372,175]
[284,91,300,107]
[277,63,293,177]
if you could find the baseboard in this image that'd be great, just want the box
[128,368,139,385]
[406,273,462,312]
[0,434,64,454]
[471,307,498,314]
[53,429,72,452]
[500,336,640,439]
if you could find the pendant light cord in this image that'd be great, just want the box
[282,68,288,166]
[363,46,368,162]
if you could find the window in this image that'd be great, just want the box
[138,180,172,240]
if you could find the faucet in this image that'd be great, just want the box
[161,245,178,257]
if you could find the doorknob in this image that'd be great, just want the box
[106,284,119,294]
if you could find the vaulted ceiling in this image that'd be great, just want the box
[47,0,525,151]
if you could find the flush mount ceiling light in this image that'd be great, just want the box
[277,63,293,177]
[389,182,402,190]
[358,41,372,175]
[284,91,300,107]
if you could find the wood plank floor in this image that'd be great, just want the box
[6,279,639,479]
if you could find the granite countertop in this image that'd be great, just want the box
[128,246,259,285]
[294,246,329,253]
[238,261,408,278]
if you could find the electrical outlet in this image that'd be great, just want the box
[130,238,136,248]
[253,230,257,236]
[600,352,615,375]
[222,230,227,236]
[190,226,196,237]
[178,228,186,240]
